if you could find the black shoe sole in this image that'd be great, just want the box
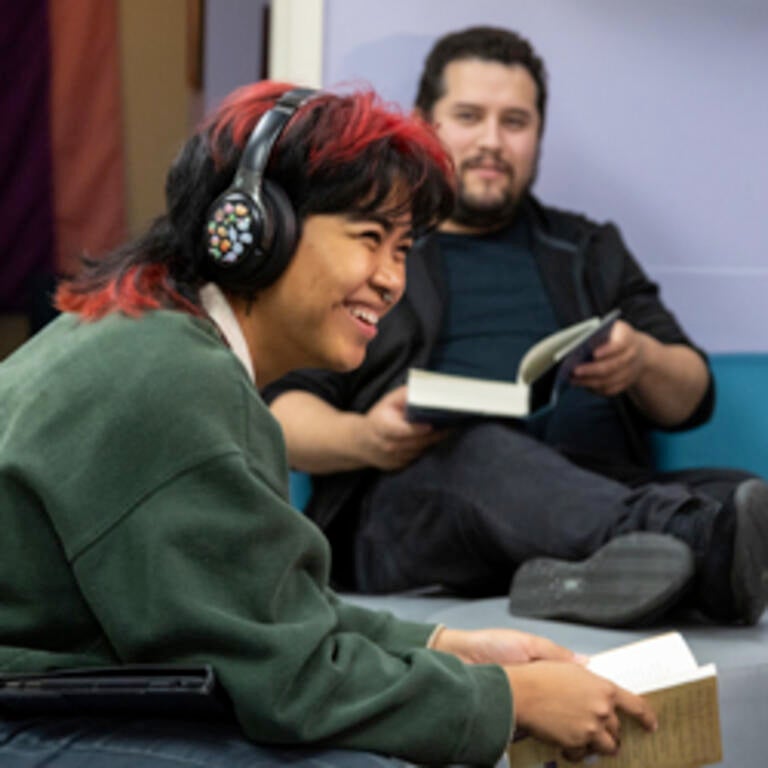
[731,479,768,625]
[508,532,695,628]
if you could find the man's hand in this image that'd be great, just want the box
[270,388,448,474]
[571,320,646,397]
[506,661,657,758]
[359,386,448,470]
[569,319,710,426]
[430,627,583,666]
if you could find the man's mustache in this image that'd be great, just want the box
[460,155,514,175]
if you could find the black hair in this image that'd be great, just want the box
[414,26,548,131]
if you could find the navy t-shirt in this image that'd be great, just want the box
[428,221,558,382]
[428,220,633,466]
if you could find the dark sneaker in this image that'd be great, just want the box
[508,532,695,627]
[731,479,768,625]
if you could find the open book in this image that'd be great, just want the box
[406,309,620,424]
[506,632,722,768]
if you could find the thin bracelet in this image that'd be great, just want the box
[426,624,447,650]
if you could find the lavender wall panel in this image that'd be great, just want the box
[324,0,768,351]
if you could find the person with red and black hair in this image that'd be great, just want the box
[0,82,654,767]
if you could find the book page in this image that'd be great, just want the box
[587,632,699,693]
[507,674,720,768]
[517,317,599,385]
[605,674,720,768]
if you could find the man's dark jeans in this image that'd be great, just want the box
[355,422,751,598]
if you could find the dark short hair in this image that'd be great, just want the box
[415,26,548,130]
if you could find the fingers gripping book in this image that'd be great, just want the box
[406,309,620,424]
[506,632,722,768]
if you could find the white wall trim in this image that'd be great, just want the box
[268,0,324,87]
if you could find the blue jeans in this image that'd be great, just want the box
[0,717,403,767]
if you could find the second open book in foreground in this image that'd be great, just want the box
[406,309,620,424]
[506,631,722,768]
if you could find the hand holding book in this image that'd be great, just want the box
[362,385,447,471]
[505,659,657,761]
[429,626,656,763]
[506,632,722,768]
[406,309,621,424]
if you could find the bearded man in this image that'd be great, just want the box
[265,26,768,629]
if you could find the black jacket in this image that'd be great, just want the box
[264,196,714,551]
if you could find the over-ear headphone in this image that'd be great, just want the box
[204,87,317,292]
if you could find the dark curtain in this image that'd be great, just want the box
[0,0,55,316]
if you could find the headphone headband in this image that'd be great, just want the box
[204,87,318,293]
[235,88,317,186]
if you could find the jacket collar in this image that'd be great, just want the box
[523,194,596,323]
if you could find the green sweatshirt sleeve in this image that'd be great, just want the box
[324,590,438,653]
[71,452,511,765]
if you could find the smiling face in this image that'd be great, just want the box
[428,58,542,233]
[242,211,412,386]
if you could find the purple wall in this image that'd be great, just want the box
[324,0,768,352]
[203,0,269,115]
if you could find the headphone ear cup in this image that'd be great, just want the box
[258,179,299,284]
[203,191,267,291]
[203,182,298,292]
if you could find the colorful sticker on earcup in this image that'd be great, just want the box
[206,201,255,264]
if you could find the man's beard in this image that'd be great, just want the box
[450,153,538,231]
[450,185,523,231]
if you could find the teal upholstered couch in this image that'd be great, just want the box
[652,353,768,478]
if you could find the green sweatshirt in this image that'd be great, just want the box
[0,309,511,766]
